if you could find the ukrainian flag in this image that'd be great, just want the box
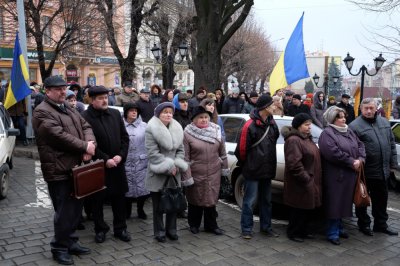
[269,13,309,95]
[4,32,31,109]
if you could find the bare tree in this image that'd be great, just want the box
[92,0,159,85]
[191,0,254,92]
[0,0,100,80]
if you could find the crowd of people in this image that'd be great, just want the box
[1,77,398,265]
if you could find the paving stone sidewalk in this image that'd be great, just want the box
[1,153,400,265]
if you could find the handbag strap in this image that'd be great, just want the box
[251,126,270,148]
[162,175,179,188]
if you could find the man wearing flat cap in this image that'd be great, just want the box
[234,95,280,239]
[136,87,155,123]
[82,86,131,244]
[32,76,96,265]
[115,81,139,107]
[336,93,355,124]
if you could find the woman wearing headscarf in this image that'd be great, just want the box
[123,102,149,220]
[172,92,191,130]
[318,106,366,245]
[182,106,229,235]
[281,113,322,243]
[200,97,225,142]
[310,91,327,128]
[145,102,188,242]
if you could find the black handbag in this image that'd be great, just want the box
[158,175,187,214]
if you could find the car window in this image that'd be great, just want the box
[275,119,322,144]
[392,123,400,144]
[223,117,246,143]
[0,105,12,130]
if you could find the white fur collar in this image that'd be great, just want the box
[147,117,183,150]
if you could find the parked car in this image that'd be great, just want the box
[219,114,323,208]
[0,103,19,199]
[389,122,400,189]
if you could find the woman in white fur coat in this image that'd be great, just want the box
[145,102,188,243]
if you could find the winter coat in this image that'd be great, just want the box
[310,91,327,128]
[136,98,155,123]
[349,115,398,180]
[287,103,310,117]
[392,100,400,119]
[222,96,244,114]
[336,101,356,124]
[281,126,322,209]
[216,97,224,114]
[32,97,95,182]
[242,102,256,114]
[82,105,129,194]
[145,117,188,192]
[182,123,229,207]
[174,110,191,130]
[234,110,279,180]
[318,126,366,219]
[188,96,201,114]
[124,117,149,198]
[150,93,162,107]
[115,91,139,107]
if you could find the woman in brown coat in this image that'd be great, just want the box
[182,106,229,235]
[282,113,322,243]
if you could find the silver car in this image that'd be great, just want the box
[219,114,323,208]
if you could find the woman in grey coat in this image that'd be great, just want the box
[319,106,365,245]
[145,102,188,243]
[123,103,149,220]
[310,91,327,128]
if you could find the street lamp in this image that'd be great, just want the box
[151,42,188,89]
[312,73,340,96]
[343,53,385,101]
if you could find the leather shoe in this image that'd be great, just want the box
[303,234,315,239]
[373,227,398,236]
[289,236,304,243]
[114,230,131,242]
[155,236,166,243]
[137,209,147,220]
[52,251,74,265]
[205,228,224,235]
[177,210,188,219]
[68,243,91,255]
[262,229,280,237]
[95,231,106,243]
[189,227,199,234]
[329,238,340,245]
[166,233,179,240]
[339,232,349,239]
[359,227,374,236]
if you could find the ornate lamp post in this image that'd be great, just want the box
[343,53,386,101]
[312,73,340,97]
[151,42,188,89]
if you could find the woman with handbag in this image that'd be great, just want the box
[182,106,229,235]
[123,102,149,220]
[145,102,188,243]
[318,106,366,245]
[282,113,322,243]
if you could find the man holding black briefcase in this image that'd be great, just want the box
[33,76,96,265]
[82,85,131,244]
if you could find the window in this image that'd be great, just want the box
[146,40,150,58]
[187,73,191,85]
[42,16,52,45]
[222,117,246,143]
[392,123,400,144]
[0,8,4,39]
[99,31,106,52]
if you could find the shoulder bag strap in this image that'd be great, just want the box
[251,126,270,148]
[162,175,172,188]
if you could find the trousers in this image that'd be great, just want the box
[188,203,218,230]
[151,192,177,237]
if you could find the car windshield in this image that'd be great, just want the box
[392,123,400,144]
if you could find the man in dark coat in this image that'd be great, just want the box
[82,86,131,243]
[136,87,155,123]
[188,87,206,114]
[336,93,355,124]
[349,98,398,236]
[287,94,310,117]
[222,87,245,114]
[234,95,280,239]
[33,76,95,265]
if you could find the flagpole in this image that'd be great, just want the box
[17,0,34,140]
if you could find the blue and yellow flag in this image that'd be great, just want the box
[4,32,31,109]
[269,13,309,95]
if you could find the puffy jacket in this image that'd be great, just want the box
[349,115,398,179]
[310,91,327,128]
[222,96,244,114]
[234,110,279,180]
[32,97,95,182]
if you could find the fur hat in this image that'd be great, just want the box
[88,86,109,97]
[154,102,175,117]
[255,95,273,110]
[66,90,76,99]
[123,102,141,119]
[292,113,312,129]
[292,94,302,101]
[249,91,258,98]
[231,87,240,94]
[191,106,213,121]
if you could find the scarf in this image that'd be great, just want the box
[329,123,348,133]
[185,122,221,144]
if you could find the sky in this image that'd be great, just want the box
[253,0,399,74]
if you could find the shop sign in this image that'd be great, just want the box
[66,70,78,77]
[0,47,55,61]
